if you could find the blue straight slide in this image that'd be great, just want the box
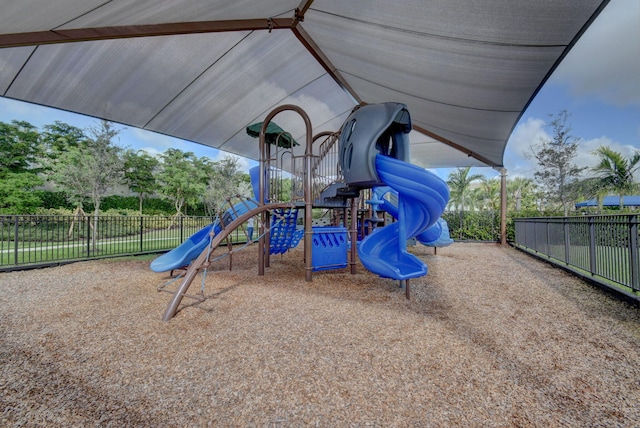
[358,154,449,280]
[150,199,258,273]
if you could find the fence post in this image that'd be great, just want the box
[179,216,184,243]
[14,216,19,266]
[87,217,91,257]
[140,216,144,253]
[545,219,551,257]
[564,218,570,265]
[629,215,639,292]
[588,216,596,275]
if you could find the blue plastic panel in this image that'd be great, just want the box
[311,226,348,271]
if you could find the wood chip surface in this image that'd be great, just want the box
[1,243,639,427]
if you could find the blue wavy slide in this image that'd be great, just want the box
[358,155,449,280]
[150,199,258,273]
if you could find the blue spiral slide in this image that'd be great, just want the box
[370,188,453,247]
[358,154,450,280]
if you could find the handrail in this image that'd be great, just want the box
[513,215,640,302]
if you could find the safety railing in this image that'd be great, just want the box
[514,215,640,301]
[0,214,243,271]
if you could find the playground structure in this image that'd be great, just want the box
[155,102,450,321]
[150,198,260,274]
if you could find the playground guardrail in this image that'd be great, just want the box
[513,214,640,302]
[0,214,236,271]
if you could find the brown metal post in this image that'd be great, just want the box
[303,117,313,282]
[258,104,314,281]
[350,196,358,274]
[264,143,271,268]
[258,123,266,275]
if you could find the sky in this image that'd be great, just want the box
[0,0,638,182]
[502,0,640,180]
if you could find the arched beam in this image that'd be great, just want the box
[0,18,295,48]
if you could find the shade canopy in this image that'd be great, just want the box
[0,0,609,169]
[246,121,299,148]
[575,196,640,208]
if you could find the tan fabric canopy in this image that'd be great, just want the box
[0,0,609,168]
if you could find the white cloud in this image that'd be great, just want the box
[577,136,640,175]
[128,126,257,172]
[207,152,253,173]
[130,128,176,150]
[503,117,548,177]
[551,0,640,107]
[135,146,163,158]
[507,117,549,157]
[505,115,640,179]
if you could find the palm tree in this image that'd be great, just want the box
[507,177,537,212]
[573,177,611,213]
[478,177,500,212]
[591,146,640,209]
[446,167,483,211]
[468,187,483,212]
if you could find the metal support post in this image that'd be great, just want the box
[257,104,313,281]
[350,196,358,274]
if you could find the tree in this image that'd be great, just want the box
[124,149,159,213]
[0,120,42,174]
[507,177,537,212]
[0,172,43,214]
[203,155,252,215]
[41,121,87,157]
[568,177,606,213]
[48,120,125,249]
[156,149,209,216]
[591,145,640,209]
[478,177,500,212]
[447,167,483,211]
[0,120,44,213]
[529,110,585,215]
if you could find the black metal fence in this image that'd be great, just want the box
[0,214,246,271]
[2,209,501,271]
[514,215,640,301]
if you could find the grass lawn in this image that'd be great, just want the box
[0,227,248,268]
[518,243,639,298]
